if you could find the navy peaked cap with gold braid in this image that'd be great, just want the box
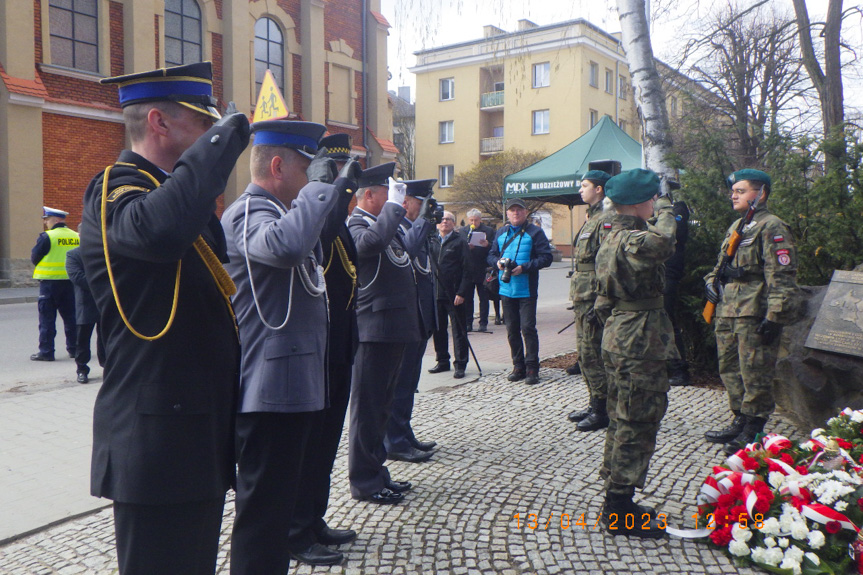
[319,133,353,161]
[358,162,397,188]
[403,179,436,199]
[250,120,327,159]
[100,62,221,120]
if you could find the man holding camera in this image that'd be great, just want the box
[488,198,553,385]
[385,179,440,463]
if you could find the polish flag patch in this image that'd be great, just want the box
[776,248,791,266]
[603,223,612,229]
[773,235,785,243]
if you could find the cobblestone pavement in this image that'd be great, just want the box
[0,365,799,575]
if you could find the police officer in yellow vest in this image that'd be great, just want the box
[31,206,79,361]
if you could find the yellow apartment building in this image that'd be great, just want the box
[410,18,654,251]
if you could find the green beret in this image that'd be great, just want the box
[605,169,660,205]
[728,169,771,188]
[582,170,611,186]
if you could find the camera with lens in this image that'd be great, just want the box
[498,257,516,283]
[422,197,444,225]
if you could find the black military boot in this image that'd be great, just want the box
[724,416,767,455]
[601,491,665,539]
[704,411,745,444]
[577,397,609,432]
[568,402,592,423]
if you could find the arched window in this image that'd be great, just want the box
[49,0,99,72]
[254,17,284,99]
[165,0,202,66]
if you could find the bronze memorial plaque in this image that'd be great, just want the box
[805,270,863,358]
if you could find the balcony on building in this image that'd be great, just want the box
[480,136,504,155]
[480,65,504,111]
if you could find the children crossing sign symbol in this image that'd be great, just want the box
[253,70,289,122]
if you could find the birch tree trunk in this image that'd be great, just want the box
[616,0,675,193]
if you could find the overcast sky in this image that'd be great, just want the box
[381,0,862,113]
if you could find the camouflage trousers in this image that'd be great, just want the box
[714,316,778,419]
[573,300,607,399]
[599,353,668,494]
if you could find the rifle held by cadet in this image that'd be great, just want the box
[702,186,765,324]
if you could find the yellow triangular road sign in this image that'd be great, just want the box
[253,70,289,122]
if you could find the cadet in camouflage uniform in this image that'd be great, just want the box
[594,169,678,539]
[703,169,798,455]
[567,170,613,431]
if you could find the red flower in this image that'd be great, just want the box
[730,505,747,520]
[710,525,733,546]
[717,494,737,507]
[790,496,805,511]
[714,507,731,527]
[742,457,760,471]
[780,452,795,465]
[767,460,784,473]
[729,485,743,499]
[826,521,841,534]
[754,498,771,513]
[795,465,809,476]
[858,497,863,513]
[837,438,852,450]
[858,453,863,464]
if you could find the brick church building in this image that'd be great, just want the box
[0,0,396,286]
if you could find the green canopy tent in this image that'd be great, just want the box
[502,115,643,274]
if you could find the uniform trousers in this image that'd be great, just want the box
[75,322,105,375]
[599,353,668,495]
[385,339,428,453]
[432,300,468,368]
[663,278,689,373]
[231,411,316,575]
[573,300,607,399]
[463,279,490,327]
[349,341,407,498]
[287,361,353,548]
[501,296,539,369]
[714,316,779,419]
[37,279,76,356]
[113,496,225,575]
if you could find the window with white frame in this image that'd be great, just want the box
[49,0,99,72]
[254,17,285,99]
[439,165,454,187]
[439,121,454,144]
[532,110,549,135]
[440,78,454,101]
[532,62,550,88]
[165,0,202,66]
[589,61,598,87]
[605,69,614,93]
[589,109,598,128]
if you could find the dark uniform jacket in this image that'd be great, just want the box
[402,217,436,339]
[429,230,472,302]
[221,182,338,414]
[460,223,496,283]
[80,124,245,505]
[349,204,421,343]
[65,247,98,325]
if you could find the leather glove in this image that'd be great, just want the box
[213,102,250,148]
[334,157,363,196]
[306,147,338,184]
[705,280,721,304]
[756,318,782,345]
[387,177,406,205]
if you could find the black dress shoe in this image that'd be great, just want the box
[428,362,450,374]
[384,479,413,493]
[478,324,488,332]
[288,543,344,566]
[30,353,55,361]
[315,525,357,546]
[77,373,89,384]
[494,317,504,325]
[388,446,434,463]
[565,363,582,376]
[507,369,526,382]
[453,368,466,379]
[525,369,539,385]
[359,488,404,504]
[466,324,474,332]
[410,438,437,451]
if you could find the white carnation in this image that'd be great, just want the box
[777,537,789,548]
[807,530,826,549]
[790,521,809,540]
[761,517,781,536]
[750,547,768,564]
[764,536,777,548]
[784,546,805,562]
[732,523,753,542]
[779,557,802,575]
[835,500,849,512]
[764,546,785,566]
[769,471,786,489]
[729,539,751,557]
[804,552,821,565]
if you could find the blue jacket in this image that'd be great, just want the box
[487,222,553,298]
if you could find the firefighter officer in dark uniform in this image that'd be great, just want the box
[30,206,78,362]
[79,62,250,574]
